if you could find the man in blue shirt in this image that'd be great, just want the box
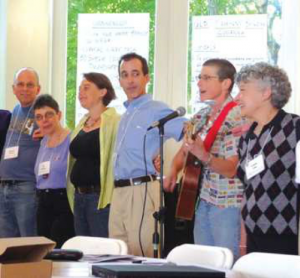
[109,53,185,257]
[0,67,41,237]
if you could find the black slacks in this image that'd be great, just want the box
[37,189,75,248]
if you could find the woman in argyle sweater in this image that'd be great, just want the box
[236,62,300,255]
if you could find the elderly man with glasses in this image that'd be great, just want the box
[0,67,41,237]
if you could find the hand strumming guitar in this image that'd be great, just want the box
[184,134,211,165]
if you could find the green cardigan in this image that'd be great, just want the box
[66,107,120,211]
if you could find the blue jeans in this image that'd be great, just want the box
[74,192,109,237]
[194,200,241,260]
[0,181,37,237]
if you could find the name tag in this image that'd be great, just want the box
[38,161,51,176]
[4,146,19,159]
[245,154,265,180]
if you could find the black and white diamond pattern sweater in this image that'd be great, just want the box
[237,109,300,236]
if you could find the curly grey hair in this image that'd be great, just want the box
[235,62,291,109]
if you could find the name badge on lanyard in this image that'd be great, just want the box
[4,146,19,159]
[38,161,51,176]
[245,154,265,180]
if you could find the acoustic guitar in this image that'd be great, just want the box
[175,101,214,220]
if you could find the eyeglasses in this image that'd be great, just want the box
[195,75,219,82]
[35,111,56,122]
[15,82,37,89]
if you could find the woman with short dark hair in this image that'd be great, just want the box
[33,94,74,247]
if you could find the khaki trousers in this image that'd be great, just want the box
[109,180,160,257]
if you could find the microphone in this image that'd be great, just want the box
[147,106,186,131]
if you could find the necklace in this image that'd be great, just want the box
[47,128,67,148]
[84,116,100,128]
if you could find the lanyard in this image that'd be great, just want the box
[40,130,66,164]
[38,135,66,177]
[39,140,55,165]
[6,105,33,148]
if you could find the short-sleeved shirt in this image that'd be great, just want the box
[35,134,70,190]
[200,97,244,208]
[0,104,40,181]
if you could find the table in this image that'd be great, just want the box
[52,261,238,278]
[53,262,92,278]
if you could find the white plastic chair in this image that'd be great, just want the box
[61,236,128,255]
[166,244,234,269]
[232,252,300,278]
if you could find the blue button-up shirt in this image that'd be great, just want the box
[114,94,185,180]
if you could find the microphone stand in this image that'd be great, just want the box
[152,124,166,258]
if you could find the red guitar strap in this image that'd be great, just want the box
[203,101,237,151]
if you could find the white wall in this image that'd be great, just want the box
[50,0,68,117]
[278,0,300,114]
[2,0,51,110]
[0,0,8,107]
[154,0,189,169]
[154,0,189,108]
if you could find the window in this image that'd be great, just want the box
[66,0,156,129]
[188,0,282,113]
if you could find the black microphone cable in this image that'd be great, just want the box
[138,132,149,257]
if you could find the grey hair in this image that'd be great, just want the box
[235,62,291,109]
[13,67,40,85]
